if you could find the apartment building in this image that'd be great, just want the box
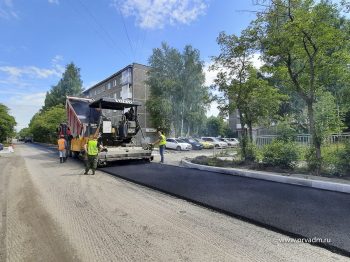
[82,63,156,142]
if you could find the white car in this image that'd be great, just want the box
[201,137,228,148]
[166,138,192,151]
[227,138,240,147]
[218,137,239,147]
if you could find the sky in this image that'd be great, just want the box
[0,0,263,131]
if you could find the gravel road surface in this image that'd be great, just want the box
[0,143,348,261]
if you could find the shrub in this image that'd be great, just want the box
[334,142,350,176]
[322,142,350,177]
[305,146,321,173]
[262,140,299,169]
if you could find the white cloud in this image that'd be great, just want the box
[112,0,208,29]
[0,0,18,19]
[0,56,65,130]
[0,57,64,83]
[48,0,59,4]
[4,92,46,131]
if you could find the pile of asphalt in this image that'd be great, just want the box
[101,162,350,257]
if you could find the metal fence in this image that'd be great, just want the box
[255,133,350,147]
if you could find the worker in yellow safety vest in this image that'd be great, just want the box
[83,135,103,175]
[153,130,166,163]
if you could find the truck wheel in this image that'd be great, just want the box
[176,146,181,151]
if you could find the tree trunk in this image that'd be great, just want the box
[307,102,322,175]
[248,123,253,143]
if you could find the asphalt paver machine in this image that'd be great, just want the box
[63,96,153,166]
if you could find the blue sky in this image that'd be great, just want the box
[0,0,262,130]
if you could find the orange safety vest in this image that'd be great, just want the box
[58,138,66,151]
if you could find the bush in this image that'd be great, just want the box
[305,147,321,173]
[335,142,350,176]
[322,142,350,176]
[262,140,299,169]
[238,142,257,162]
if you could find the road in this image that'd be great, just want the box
[0,143,348,261]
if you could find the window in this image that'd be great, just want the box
[107,82,112,89]
[113,79,117,87]
[120,84,132,99]
[121,68,131,85]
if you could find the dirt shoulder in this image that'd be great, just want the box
[0,150,78,262]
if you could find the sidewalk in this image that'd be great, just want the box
[181,159,350,194]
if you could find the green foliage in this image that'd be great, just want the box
[204,116,227,137]
[313,91,344,142]
[237,141,257,162]
[322,142,350,176]
[0,104,16,142]
[146,43,209,136]
[334,142,350,176]
[305,146,322,173]
[212,29,286,161]
[262,140,299,169]
[276,119,298,142]
[43,63,83,110]
[255,0,350,174]
[29,105,66,143]
[18,127,32,139]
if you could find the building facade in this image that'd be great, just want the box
[83,63,156,143]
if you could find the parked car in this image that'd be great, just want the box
[178,138,203,150]
[193,138,214,149]
[201,137,228,148]
[166,138,192,151]
[0,143,3,151]
[227,138,240,147]
[218,137,239,147]
[24,136,33,143]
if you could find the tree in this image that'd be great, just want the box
[29,105,66,143]
[0,104,16,142]
[254,0,350,174]
[18,127,32,139]
[205,116,228,137]
[43,63,83,110]
[212,31,286,160]
[146,43,209,136]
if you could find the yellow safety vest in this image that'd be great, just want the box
[159,134,166,146]
[87,139,99,156]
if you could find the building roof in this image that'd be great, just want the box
[89,97,142,110]
[83,63,149,95]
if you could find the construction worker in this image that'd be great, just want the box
[84,135,102,175]
[57,135,67,163]
[153,130,166,163]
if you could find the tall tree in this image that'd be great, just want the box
[29,105,66,143]
[43,63,83,110]
[0,104,16,142]
[146,43,209,136]
[254,0,350,174]
[212,31,286,160]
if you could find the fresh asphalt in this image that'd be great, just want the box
[101,162,350,257]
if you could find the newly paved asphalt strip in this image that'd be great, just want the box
[101,162,350,257]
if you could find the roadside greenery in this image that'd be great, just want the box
[19,63,83,143]
[146,43,209,136]
[0,104,16,142]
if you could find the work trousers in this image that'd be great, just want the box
[85,155,98,172]
[159,145,165,163]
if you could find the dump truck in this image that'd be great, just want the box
[60,96,153,166]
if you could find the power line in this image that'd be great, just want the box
[116,5,135,61]
[75,0,129,60]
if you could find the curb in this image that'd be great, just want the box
[181,159,350,194]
